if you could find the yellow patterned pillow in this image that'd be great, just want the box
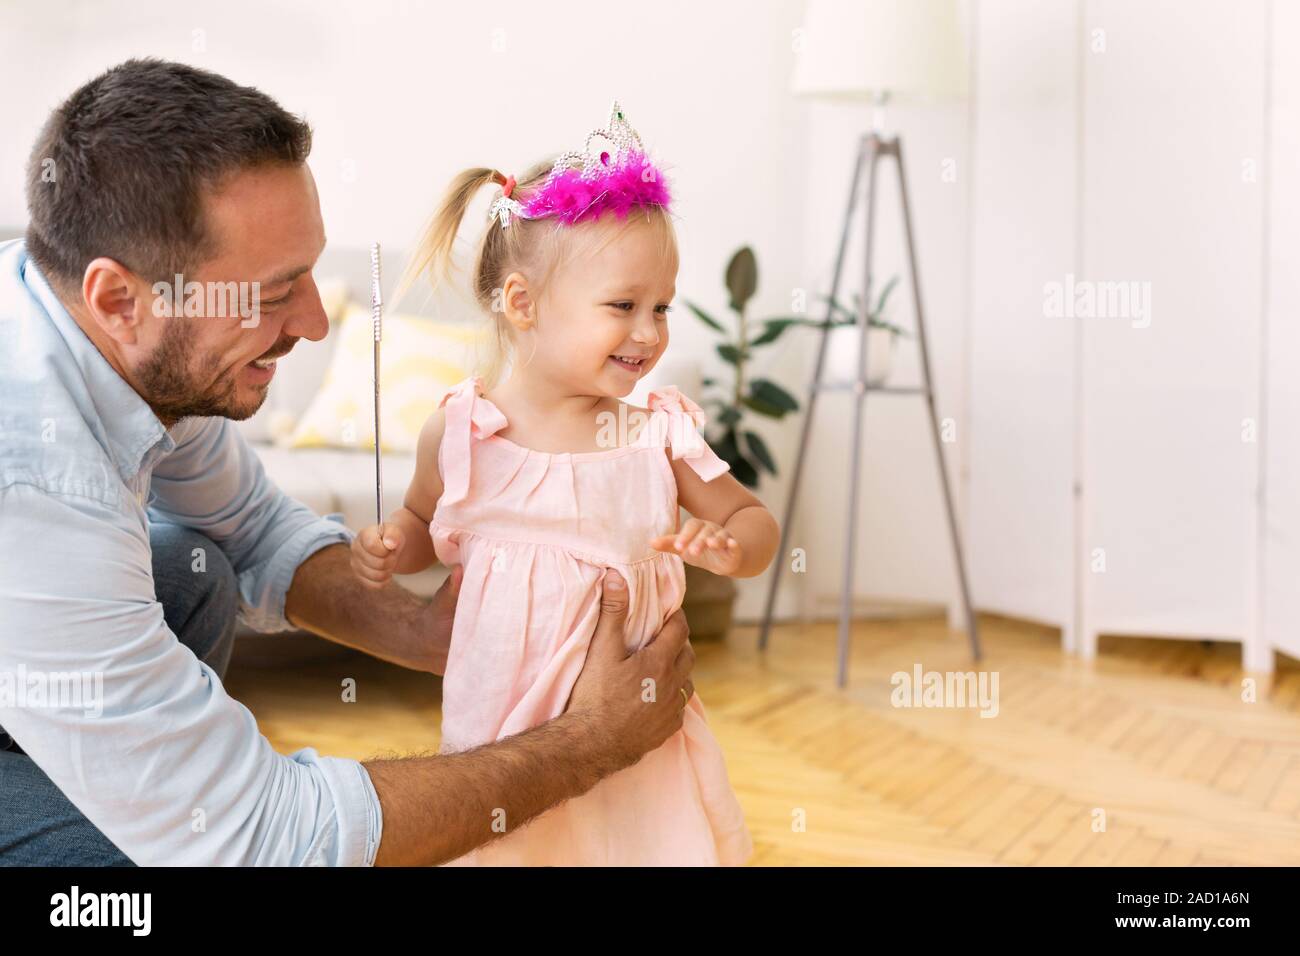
[289,303,484,453]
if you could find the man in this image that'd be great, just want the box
[0,59,695,866]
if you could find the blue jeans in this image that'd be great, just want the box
[0,523,239,865]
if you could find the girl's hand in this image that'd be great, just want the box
[651,519,743,576]
[351,523,406,589]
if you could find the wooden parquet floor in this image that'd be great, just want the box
[225,613,1300,866]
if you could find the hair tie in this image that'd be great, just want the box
[488,176,525,229]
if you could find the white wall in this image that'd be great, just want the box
[8,1,1299,663]
[0,0,811,622]
[0,0,975,631]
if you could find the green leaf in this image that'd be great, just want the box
[716,407,741,427]
[758,315,821,326]
[713,428,741,465]
[823,295,855,320]
[749,378,799,413]
[870,318,909,337]
[821,279,899,320]
[873,275,900,315]
[750,318,807,346]
[742,395,784,418]
[725,246,758,313]
[701,376,717,387]
[717,343,746,366]
[684,300,725,333]
[744,430,776,474]
[731,454,760,488]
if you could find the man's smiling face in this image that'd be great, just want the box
[134,161,331,423]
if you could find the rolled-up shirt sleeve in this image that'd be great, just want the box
[145,417,354,632]
[0,483,382,866]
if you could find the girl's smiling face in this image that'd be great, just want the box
[506,212,678,398]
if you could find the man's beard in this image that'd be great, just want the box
[136,319,278,424]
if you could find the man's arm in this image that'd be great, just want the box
[285,543,459,675]
[366,571,696,866]
[149,416,447,671]
[147,415,355,632]
[0,485,379,866]
[367,714,627,866]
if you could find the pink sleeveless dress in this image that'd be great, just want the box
[429,375,753,866]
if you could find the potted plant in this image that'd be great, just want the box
[818,278,908,387]
[680,246,801,640]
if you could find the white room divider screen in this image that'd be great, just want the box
[967,0,1080,648]
[1263,0,1300,666]
[967,0,1293,670]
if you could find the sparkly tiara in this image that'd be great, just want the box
[487,101,671,229]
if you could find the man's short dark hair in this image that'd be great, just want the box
[25,58,312,288]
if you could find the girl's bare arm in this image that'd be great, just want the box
[389,407,447,575]
[664,455,779,578]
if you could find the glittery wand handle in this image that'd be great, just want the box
[370,242,384,527]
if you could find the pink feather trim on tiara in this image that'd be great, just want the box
[521,150,672,225]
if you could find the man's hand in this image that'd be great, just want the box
[566,569,695,764]
[416,563,463,675]
[368,566,698,866]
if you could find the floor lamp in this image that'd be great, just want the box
[757,0,980,686]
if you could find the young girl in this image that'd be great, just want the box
[352,103,778,865]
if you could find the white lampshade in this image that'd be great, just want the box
[792,0,968,102]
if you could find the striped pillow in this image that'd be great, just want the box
[289,303,484,453]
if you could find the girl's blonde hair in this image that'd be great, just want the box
[398,159,679,390]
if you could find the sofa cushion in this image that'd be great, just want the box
[289,304,483,454]
[248,443,339,518]
[235,277,351,445]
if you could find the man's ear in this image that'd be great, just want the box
[81,257,151,346]
[500,271,536,332]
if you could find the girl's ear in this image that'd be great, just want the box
[500,271,535,332]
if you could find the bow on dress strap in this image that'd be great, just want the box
[645,386,731,482]
[437,376,509,508]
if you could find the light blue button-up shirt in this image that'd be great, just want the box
[0,239,383,865]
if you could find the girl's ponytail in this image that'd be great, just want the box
[396,167,507,307]
[396,158,574,389]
